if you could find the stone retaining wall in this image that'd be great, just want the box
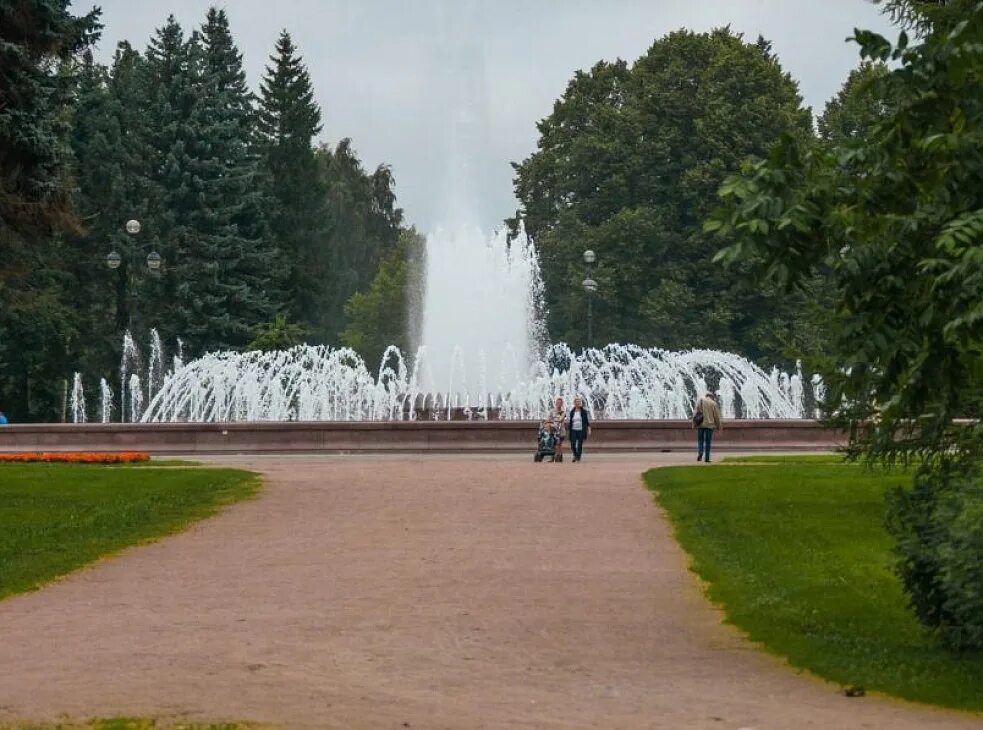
[0,420,841,454]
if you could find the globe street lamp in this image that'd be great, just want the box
[105,220,163,332]
[582,249,597,349]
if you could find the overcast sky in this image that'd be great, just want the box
[88,1,898,232]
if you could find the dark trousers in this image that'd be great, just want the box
[570,430,586,460]
[697,427,714,461]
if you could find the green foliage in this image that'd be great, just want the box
[68,43,158,385]
[0,1,101,421]
[817,62,892,142]
[710,8,983,463]
[248,315,308,352]
[873,0,976,35]
[708,6,983,648]
[645,461,983,710]
[0,464,258,601]
[258,31,404,344]
[0,6,410,422]
[0,0,102,235]
[148,11,281,354]
[887,464,983,651]
[258,31,328,331]
[341,228,424,367]
[511,28,817,364]
[315,141,404,343]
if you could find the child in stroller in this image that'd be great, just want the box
[534,419,560,462]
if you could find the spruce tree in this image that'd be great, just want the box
[70,44,157,370]
[143,16,199,346]
[0,1,101,421]
[0,0,102,235]
[258,30,327,337]
[145,11,281,355]
[184,7,281,353]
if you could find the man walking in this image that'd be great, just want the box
[694,392,721,463]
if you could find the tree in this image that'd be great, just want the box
[708,7,983,648]
[68,43,158,388]
[510,29,815,362]
[248,315,308,351]
[817,62,893,142]
[315,140,403,343]
[340,228,424,367]
[258,31,328,329]
[144,11,281,355]
[0,0,101,235]
[873,0,974,34]
[0,1,101,421]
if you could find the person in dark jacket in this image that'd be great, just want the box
[568,397,591,462]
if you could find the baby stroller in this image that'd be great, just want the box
[534,423,560,462]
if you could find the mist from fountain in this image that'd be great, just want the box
[417,224,544,400]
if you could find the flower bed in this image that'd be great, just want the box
[0,452,150,464]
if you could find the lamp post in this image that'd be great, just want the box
[582,249,597,350]
[106,219,162,333]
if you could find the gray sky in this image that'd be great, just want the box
[89,1,898,232]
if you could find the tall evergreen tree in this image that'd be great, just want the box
[183,7,281,352]
[0,1,101,421]
[144,10,280,354]
[143,14,197,345]
[69,43,158,386]
[0,0,101,236]
[258,30,327,333]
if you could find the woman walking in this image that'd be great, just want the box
[568,397,591,462]
[549,397,568,462]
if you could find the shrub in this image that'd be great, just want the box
[887,464,983,651]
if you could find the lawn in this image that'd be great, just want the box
[0,464,259,601]
[644,459,983,712]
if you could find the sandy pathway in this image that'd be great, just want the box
[0,455,979,729]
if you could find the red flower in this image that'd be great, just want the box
[0,452,150,464]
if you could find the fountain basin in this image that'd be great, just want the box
[0,420,841,455]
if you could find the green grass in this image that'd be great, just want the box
[1,720,270,729]
[0,464,259,601]
[644,460,983,712]
[128,459,203,467]
[722,454,848,464]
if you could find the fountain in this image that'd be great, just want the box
[71,228,822,425]
[418,223,544,399]
[138,341,816,423]
[70,372,86,424]
[100,378,113,424]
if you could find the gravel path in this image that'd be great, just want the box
[0,455,979,729]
